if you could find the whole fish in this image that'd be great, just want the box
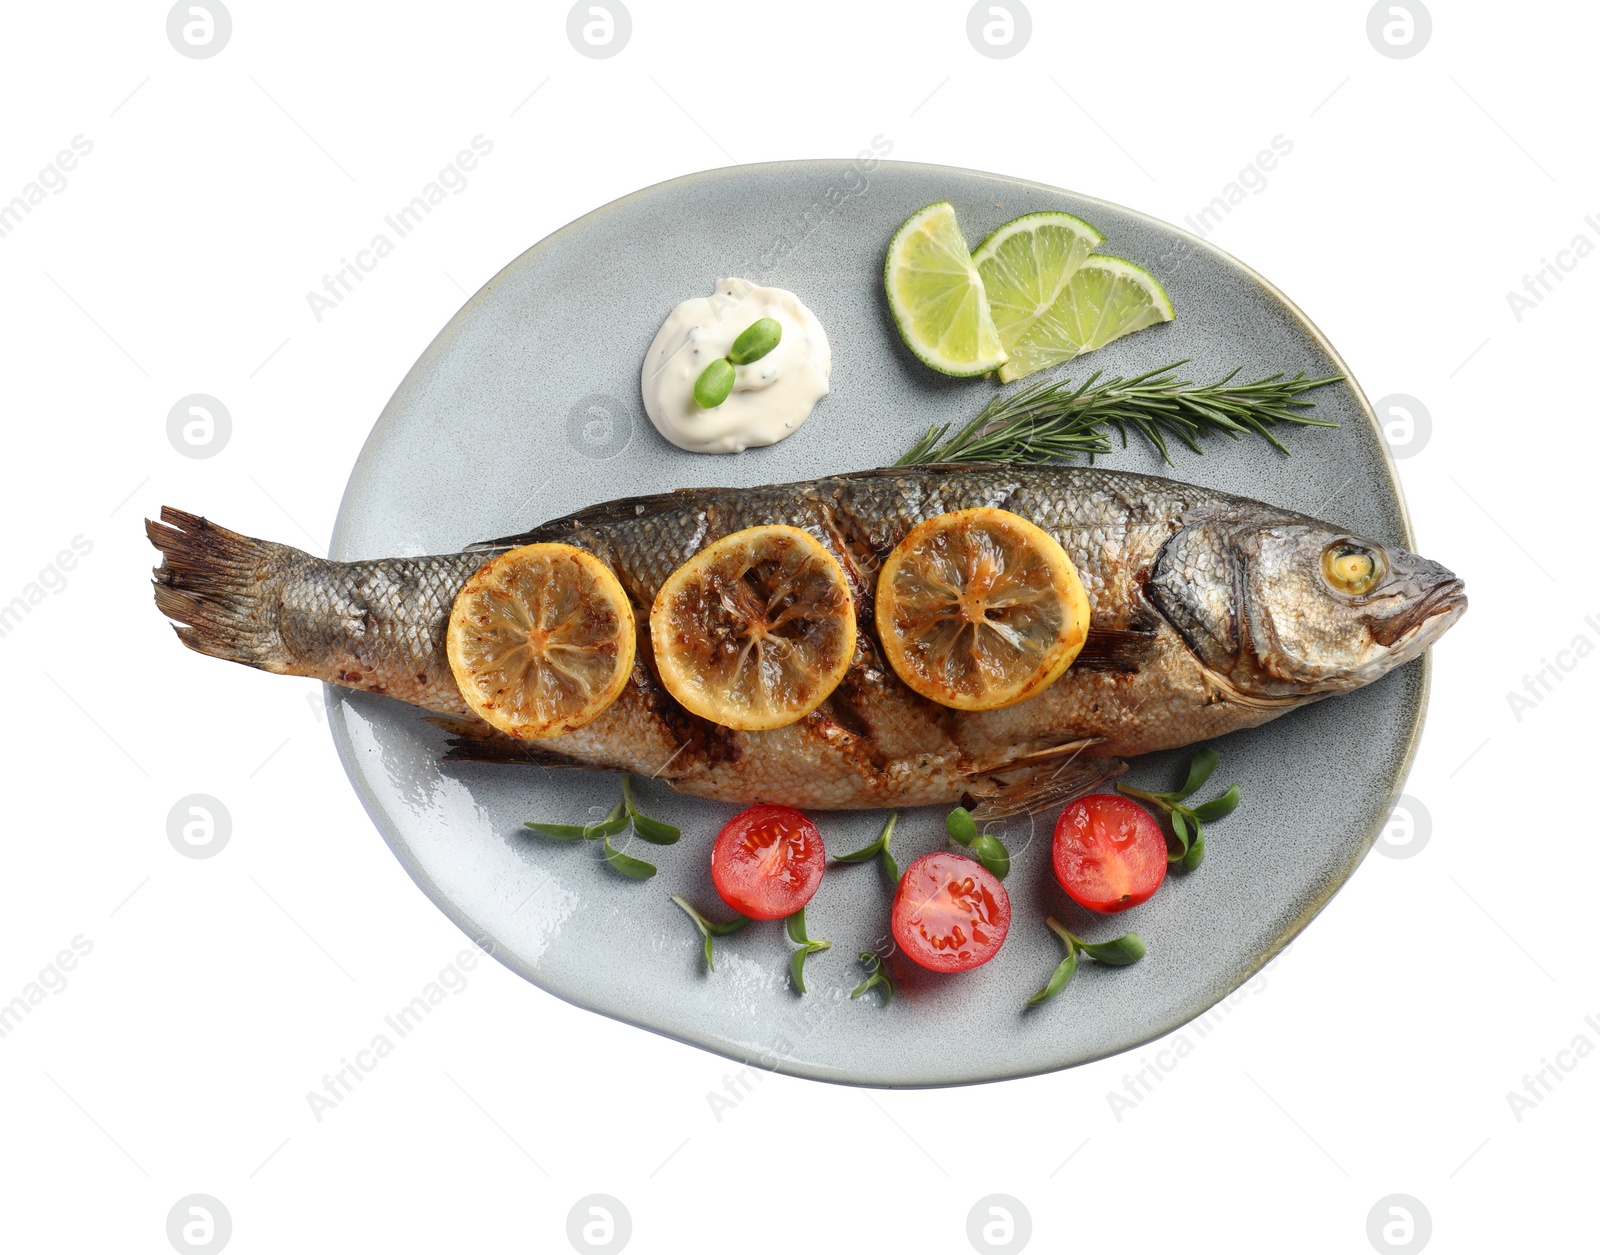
[148,466,1464,815]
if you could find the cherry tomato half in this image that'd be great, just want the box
[890,852,1011,973]
[711,805,826,919]
[1052,793,1167,913]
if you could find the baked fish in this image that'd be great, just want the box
[148,466,1464,815]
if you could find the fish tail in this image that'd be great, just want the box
[147,507,302,672]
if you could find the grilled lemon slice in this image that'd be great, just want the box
[651,525,856,731]
[875,508,1089,711]
[446,543,636,739]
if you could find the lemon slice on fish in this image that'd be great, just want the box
[993,254,1175,383]
[884,202,1008,377]
[446,543,636,739]
[971,210,1105,357]
[651,525,856,731]
[875,508,1089,711]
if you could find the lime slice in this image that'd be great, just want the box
[884,202,1007,377]
[996,254,1175,383]
[972,210,1105,352]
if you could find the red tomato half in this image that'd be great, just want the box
[890,852,1011,973]
[711,805,826,919]
[1052,793,1167,913]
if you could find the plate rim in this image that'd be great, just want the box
[326,158,1429,1088]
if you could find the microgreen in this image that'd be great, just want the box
[693,319,782,408]
[835,811,900,882]
[525,780,681,878]
[1029,935,1078,1006]
[728,317,781,365]
[601,836,656,879]
[1027,917,1146,1008]
[785,905,832,994]
[523,801,626,842]
[694,358,735,408]
[1116,746,1240,870]
[946,806,1010,880]
[672,895,750,972]
[850,951,894,1006]
[622,776,680,844]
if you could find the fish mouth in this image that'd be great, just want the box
[1373,578,1467,650]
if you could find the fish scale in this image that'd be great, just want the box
[148,465,1464,813]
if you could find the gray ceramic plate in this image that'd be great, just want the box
[328,160,1426,1088]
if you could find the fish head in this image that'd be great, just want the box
[1148,515,1467,700]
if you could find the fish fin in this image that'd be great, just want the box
[465,464,1025,551]
[965,736,1104,775]
[467,486,717,552]
[424,715,501,741]
[147,507,296,671]
[430,718,593,769]
[1073,628,1160,673]
[968,756,1127,820]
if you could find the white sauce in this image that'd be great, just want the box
[641,277,830,454]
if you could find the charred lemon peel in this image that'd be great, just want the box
[650,524,857,731]
[875,507,1089,711]
[446,542,636,739]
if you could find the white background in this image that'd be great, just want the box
[1,2,1594,1252]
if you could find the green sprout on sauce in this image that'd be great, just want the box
[693,317,783,408]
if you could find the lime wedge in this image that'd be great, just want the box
[996,254,1175,383]
[972,210,1105,352]
[884,202,1007,377]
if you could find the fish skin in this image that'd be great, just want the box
[148,466,1465,811]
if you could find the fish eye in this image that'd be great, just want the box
[1322,543,1383,595]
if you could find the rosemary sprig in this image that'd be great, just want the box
[896,359,1343,467]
